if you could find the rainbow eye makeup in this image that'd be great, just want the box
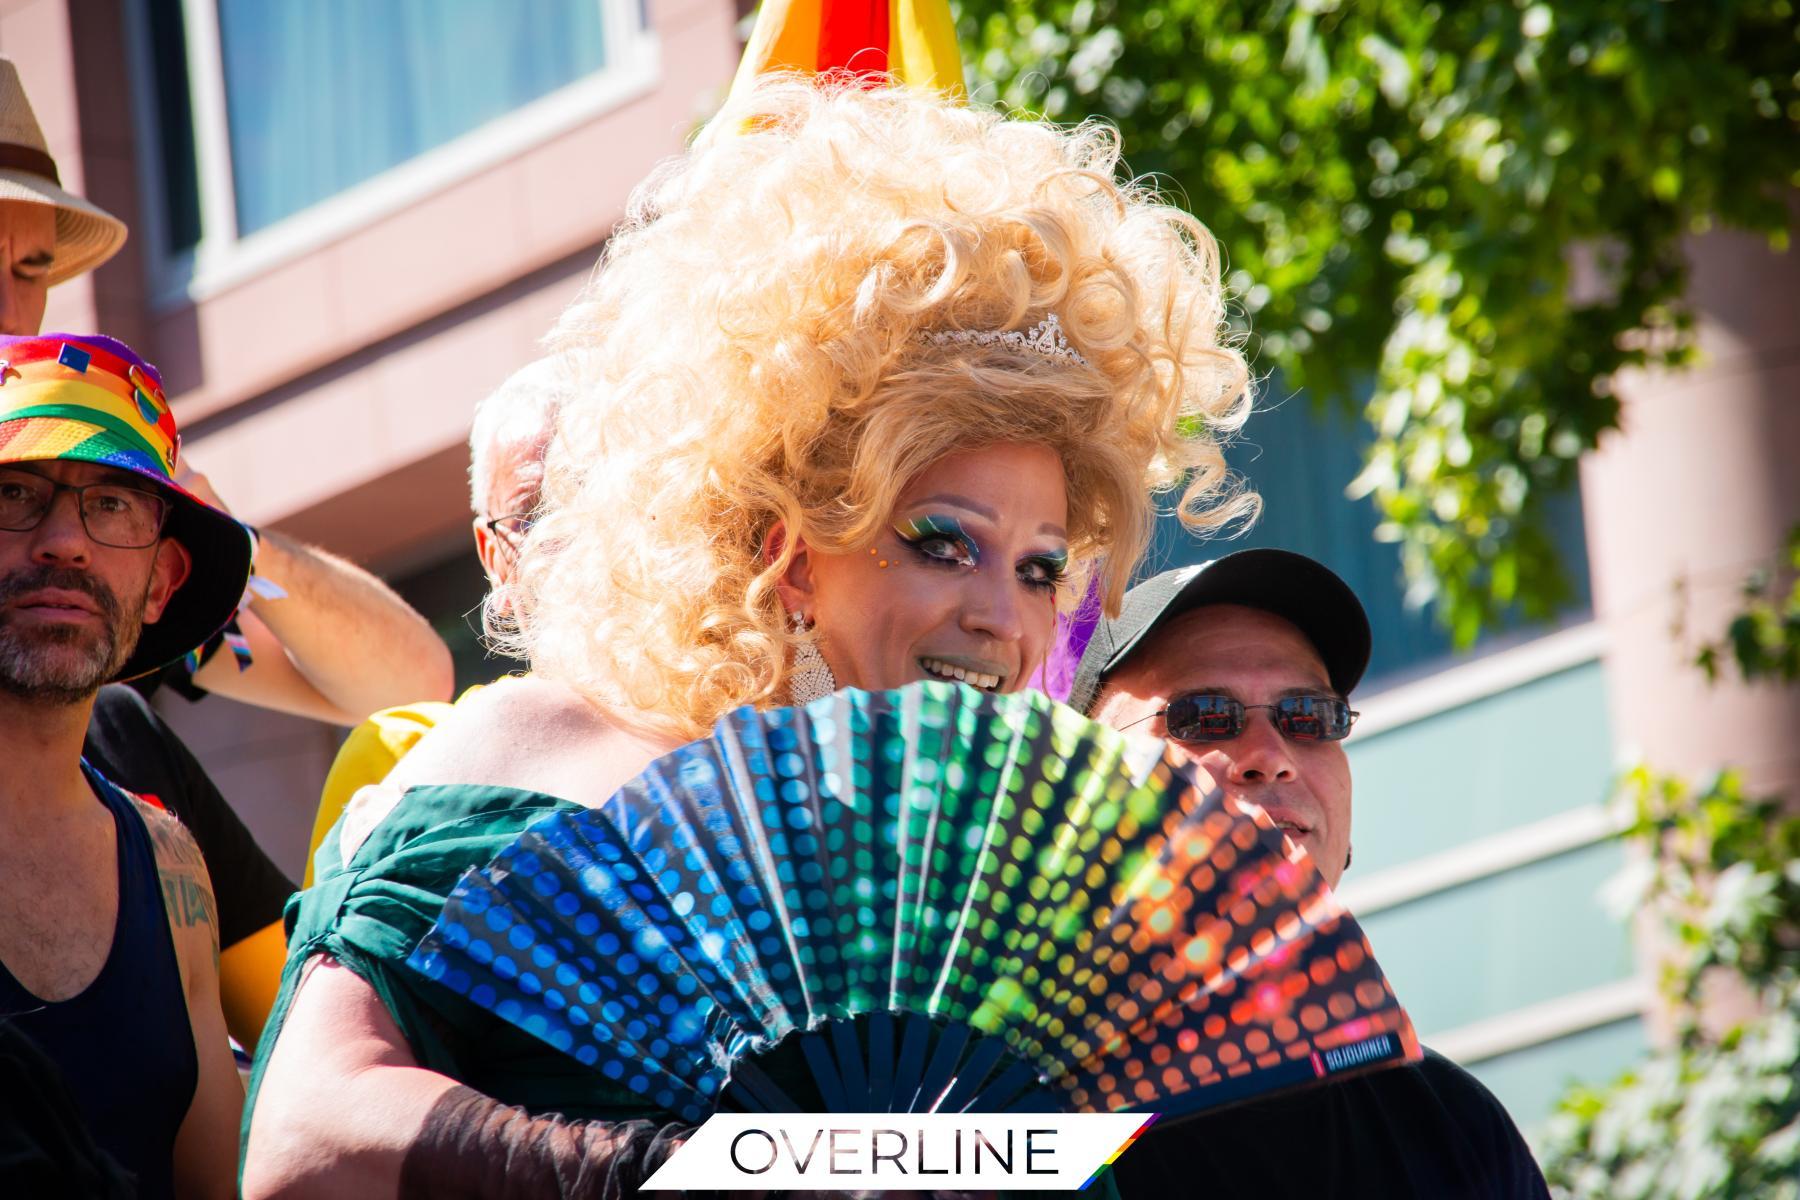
[1027,547,1069,580]
[893,514,981,568]
[1016,547,1069,593]
[892,514,1069,594]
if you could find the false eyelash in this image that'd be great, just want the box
[893,515,981,568]
[1019,552,1069,592]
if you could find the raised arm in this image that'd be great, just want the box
[242,958,684,1199]
[178,468,454,723]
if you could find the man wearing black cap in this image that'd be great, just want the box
[1076,549,1550,1199]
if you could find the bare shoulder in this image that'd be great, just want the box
[384,675,686,811]
[385,675,638,801]
[128,794,210,879]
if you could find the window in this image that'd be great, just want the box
[1358,840,1633,1037]
[216,0,611,237]
[1145,393,1593,688]
[1348,660,1613,874]
[1469,1018,1644,1134]
[143,0,203,254]
[132,0,654,291]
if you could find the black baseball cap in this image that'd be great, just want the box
[1069,548,1372,714]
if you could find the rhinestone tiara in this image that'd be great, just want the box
[920,312,1089,368]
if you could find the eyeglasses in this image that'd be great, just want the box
[0,466,170,549]
[482,512,533,542]
[1129,691,1359,744]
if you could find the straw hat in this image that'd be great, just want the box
[0,59,128,286]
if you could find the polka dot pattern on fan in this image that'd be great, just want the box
[408,681,1419,1125]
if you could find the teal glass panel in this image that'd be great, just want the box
[1346,661,1614,877]
[144,0,203,253]
[216,0,611,235]
[1465,1017,1647,1137]
[1360,840,1633,1037]
[1144,393,1592,688]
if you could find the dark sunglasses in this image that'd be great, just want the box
[1129,691,1359,744]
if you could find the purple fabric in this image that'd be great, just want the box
[1029,576,1102,702]
[0,332,164,386]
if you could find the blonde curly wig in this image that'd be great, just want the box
[502,75,1257,738]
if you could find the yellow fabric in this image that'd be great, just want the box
[218,918,287,1052]
[889,0,966,98]
[304,684,499,886]
[729,0,965,102]
[730,0,822,100]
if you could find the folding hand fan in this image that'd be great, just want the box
[408,682,1418,1125]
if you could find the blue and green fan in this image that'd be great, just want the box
[407,682,1418,1124]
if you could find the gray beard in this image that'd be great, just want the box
[0,567,144,706]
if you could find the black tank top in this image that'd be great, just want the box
[0,763,198,1200]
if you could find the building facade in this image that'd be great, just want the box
[9,0,1794,1138]
[13,0,742,869]
[1163,210,1800,1130]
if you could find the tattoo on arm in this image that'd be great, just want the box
[161,874,219,938]
[131,797,222,967]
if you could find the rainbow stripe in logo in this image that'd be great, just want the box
[1077,1113,1160,1190]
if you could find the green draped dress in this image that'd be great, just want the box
[244,785,650,1129]
[242,783,1121,1198]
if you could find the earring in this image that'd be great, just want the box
[1344,845,1353,873]
[787,612,837,704]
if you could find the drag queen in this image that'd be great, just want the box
[242,75,1255,1197]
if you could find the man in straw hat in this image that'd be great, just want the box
[0,56,454,1052]
[0,60,126,329]
[0,57,450,723]
[0,333,245,1198]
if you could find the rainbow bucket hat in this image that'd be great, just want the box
[0,333,251,681]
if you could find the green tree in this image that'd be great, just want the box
[1537,531,1800,1198]
[957,0,1800,643]
[1690,526,1800,688]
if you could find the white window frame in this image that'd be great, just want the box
[1349,620,1609,741]
[1333,621,1645,1061]
[124,0,661,308]
[1334,620,1615,913]
[1430,978,1645,1066]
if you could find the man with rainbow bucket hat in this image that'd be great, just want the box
[0,54,453,1057]
[0,333,245,1198]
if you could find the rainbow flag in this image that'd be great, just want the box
[0,335,180,479]
[730,0,965,101]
